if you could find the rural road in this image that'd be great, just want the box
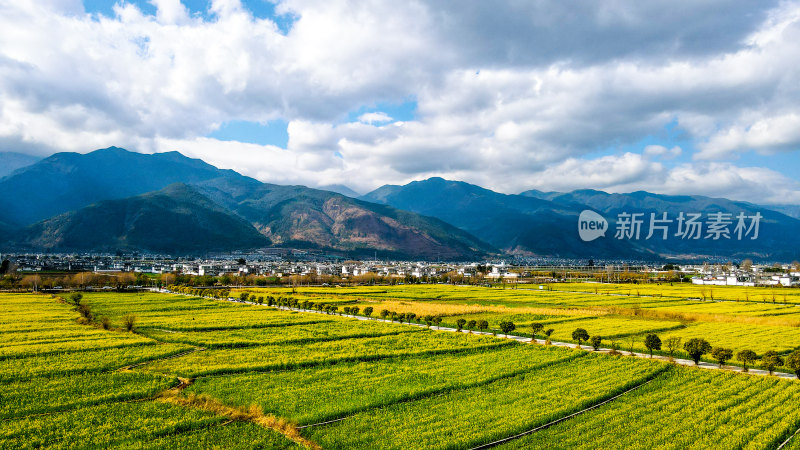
[162,289,798,381]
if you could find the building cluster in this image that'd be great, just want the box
[689,265,800,287]
[2,253,798,286]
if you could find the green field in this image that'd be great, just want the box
[2,285,800,449]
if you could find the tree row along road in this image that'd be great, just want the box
[196,292,799,381]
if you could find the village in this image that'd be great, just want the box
[2,252,798,288]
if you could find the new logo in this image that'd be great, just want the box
[578,210,608,242]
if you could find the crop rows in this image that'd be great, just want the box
[303,353,666,449]
[0,372,176,419]
[558,282,800,304]
[143,330,511,377]
[0,401,240,449]
[186,344,582,425]
[115,422,299,449]
[499,367,800,449]
[0,343,192,381]
[0,333,157,360]
[141,319,419,348]
[84,292,338,331]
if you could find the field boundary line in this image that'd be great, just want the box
[185,341,513,378]
[0,341,162,362]
[777,423,800,449]
[144,329,420,350]
[190,342,517,380]
[296,352,588,430]
[144,319,336,333]
[117,347,205,371]
[467,372,665,450]
[1,376,183,422]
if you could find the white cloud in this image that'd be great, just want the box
[518,152,800,205]
[697,114,800,159]
[0,0,798,203]
[644,145,682,159]
[357,112,393,124]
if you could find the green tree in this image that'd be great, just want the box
[544,328,554,345]
[68,292,83,305]
[343,306,351,315]
[590,335,602,351]
[644,334,662,358]
[363,306,373,318]
[530,322,544,343]
[239,292,249,301]
[351,306,360,316]
[665,337,682,360]
[785,350,800,379]
[467,319,477,333]
[76,303,93,322]
[572,328,589,347]
[380,309,390,320]
[735,349,757,372]
[100,316,111,330]
[478,320,489,333]
[433,316,443,328]
[122,314,136,332]
[499,320,516,337]
[424,315,434,327]
[406,312,416,324]
[711,347,733,368]
[456,318,467,332]
[761,351,784,375]
[683,338,712,365]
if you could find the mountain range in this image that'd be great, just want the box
[1,147,798,261]
[361,179,800,261]
[0,147,491,259]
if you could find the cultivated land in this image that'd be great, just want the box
[3,283,800,449]
[240,283,800,362]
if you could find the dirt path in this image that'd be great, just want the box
[159,389,320,449]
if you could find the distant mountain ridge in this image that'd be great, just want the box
[0,148,493,259]
[363,179,800,260]
[2,147,797,260]
[361,178,647,258]
[12,184,271,254]
[0,152,41,178]
[0,147,231,227]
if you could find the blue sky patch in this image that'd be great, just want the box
[208,119,289,147]
[83,0,296,33]
[346,99,418,124]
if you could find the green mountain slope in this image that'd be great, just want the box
[9,184,270,254]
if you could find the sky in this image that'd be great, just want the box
[1,1,799,204]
